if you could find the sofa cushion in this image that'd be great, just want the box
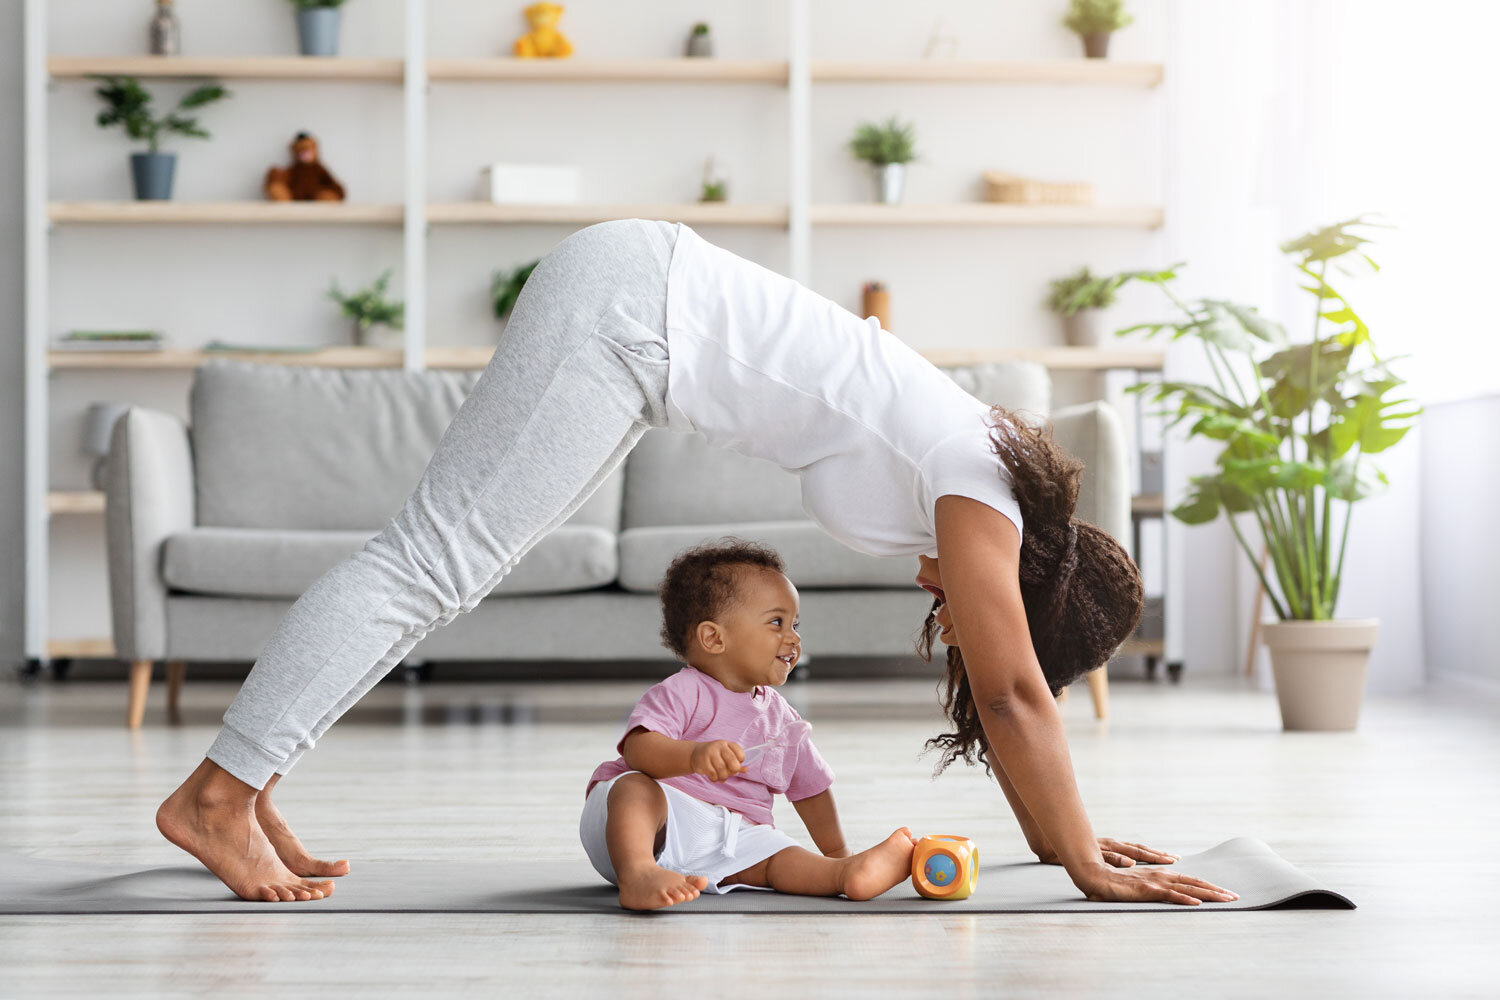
[942,361,1052,419]
[162,525,618,599]
[622,429,805,529]
[617,521,915,594]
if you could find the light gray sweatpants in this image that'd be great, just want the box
[208,219,680,789]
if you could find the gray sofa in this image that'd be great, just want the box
[106,359,1129,722]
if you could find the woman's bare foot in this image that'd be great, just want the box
[616,864,709,911]
[841,827,918,901]
[255,775,350,878]
[156,759,335,903]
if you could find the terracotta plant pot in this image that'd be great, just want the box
[1261,619,1379,731]
[1083,33,1111,58]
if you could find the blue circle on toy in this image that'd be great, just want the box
[924,853,957,886]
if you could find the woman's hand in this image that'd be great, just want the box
[1036,837,1180,868]
[689,740,745,782]
[1075,863,1238,906]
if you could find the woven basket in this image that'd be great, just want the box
[983,171,1094,205]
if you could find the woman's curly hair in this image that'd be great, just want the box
[921,405,1144,775]
[658,538,787,659]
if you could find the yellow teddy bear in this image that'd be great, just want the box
[514,3,574,59]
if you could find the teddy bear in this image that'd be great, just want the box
[264,132,345,202]
[513,2,573,58]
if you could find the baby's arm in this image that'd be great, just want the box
[791,789,850,858]
[622,727,746,782]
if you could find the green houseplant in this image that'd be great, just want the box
[329,269,405,346]
[1046,266,1135,347]
[92,75,229,200]
[1063,0,1134,58]
[491,260,540,321]
[287,0,349,56]
[849,117,918,205]
[1118,216,1419,729]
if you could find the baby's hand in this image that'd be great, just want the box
[689,740,746,782]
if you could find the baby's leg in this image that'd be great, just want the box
[605,774,709,911]
[724,828,917,901]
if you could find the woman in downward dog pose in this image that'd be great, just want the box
[156,218,1237,907]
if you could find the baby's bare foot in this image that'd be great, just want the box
[157,770,335,903]
[254,793,349,878]
[616,864,709,911]
[842,827,918,901]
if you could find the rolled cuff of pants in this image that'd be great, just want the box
[206,723,290,789]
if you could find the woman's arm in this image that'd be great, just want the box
[790,789,851,858]
[936,496,1235,905]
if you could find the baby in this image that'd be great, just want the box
[580,539,917,911]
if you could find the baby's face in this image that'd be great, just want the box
[695,567,802,693]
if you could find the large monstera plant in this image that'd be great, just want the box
[1119,216,1420,622]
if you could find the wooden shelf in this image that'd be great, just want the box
[46,638,117,659]
[426,202,789,226]
[428,58,787,83]
[48,56,404,82]
[51,345,1162,372]
[812,59,1163,86]
[49,202,404,225]
[811,203,1163,228]
[1132,493,1166,516]
[1119,638,1165,658]
[47,490,105,515]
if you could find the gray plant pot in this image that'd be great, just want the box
[1262,619,1378,731]
[874,163,905,205]
[686,31,714,58]
[1083,32,1111,58]
[1061,309,1103,347]
[296,7,343,57]
[130,152,176,200]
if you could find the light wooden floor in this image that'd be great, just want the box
[1,668,1495,998]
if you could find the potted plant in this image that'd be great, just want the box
[92,75,229,200]
[685,22,714,58]
[329,269,404,346]
[849,117,918,205]
[1047,266,1129,347]
[1063,0,1134,59]
[287,0,348,57]
[1118,217,1419,730]
[491,260,539,321]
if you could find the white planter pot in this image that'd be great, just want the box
[874,163,905,204]
[1262,619,1379,731]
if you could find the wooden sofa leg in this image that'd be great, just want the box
[166,660,187,721]
[127,660,153,729]
[1086,666,1109,720]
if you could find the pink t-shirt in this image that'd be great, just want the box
[586,666,835,828]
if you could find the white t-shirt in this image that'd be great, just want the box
[662,223,1023,559]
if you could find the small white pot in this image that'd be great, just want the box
[1262,619,1379,731]
[873,163,905,204]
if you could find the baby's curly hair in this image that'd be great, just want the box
[658,538,787,659]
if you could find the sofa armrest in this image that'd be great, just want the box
[105,408,196,660]
[1050,402,1132,557]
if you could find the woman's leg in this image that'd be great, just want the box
[157,219,678,902]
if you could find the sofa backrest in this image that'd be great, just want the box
[621,361,1052,530]
[190,361,623,531]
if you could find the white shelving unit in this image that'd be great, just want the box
[22,0,1168,666]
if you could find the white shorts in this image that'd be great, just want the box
[579,772,800,894]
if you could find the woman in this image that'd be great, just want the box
[157,219,1235,907]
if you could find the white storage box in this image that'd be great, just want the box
[481,163,581,204]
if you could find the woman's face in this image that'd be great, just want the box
[915,555,957,646]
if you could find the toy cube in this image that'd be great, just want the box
[911,835,978,900]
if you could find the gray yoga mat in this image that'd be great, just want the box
[0,837,1352,914]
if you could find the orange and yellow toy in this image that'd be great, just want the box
[911,835,978,900]
[513,3,573,59]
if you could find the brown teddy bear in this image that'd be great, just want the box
[264,132,345,202]
[514,2,573,58]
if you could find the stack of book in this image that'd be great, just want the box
[53,330,165,352]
